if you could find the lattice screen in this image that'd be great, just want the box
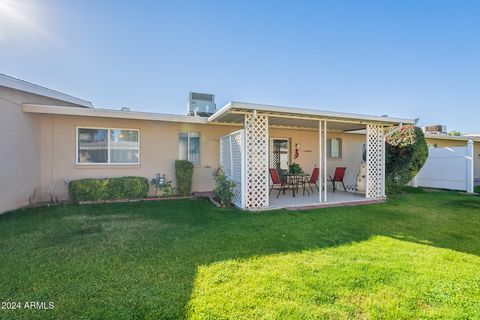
[220,136,231,177]
[230,131,244,208]
[366,124,385,198]
[219,131,244,208]
[245,114,269,209]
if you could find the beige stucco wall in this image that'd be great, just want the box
[38,117,367,202]
[39,114,240,201]
[0,86,83,213]
[425,137,480,180]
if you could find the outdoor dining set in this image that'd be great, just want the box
[269,166,347,198]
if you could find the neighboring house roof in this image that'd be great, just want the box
[0,73,93,108]
[22,104,209,124]
[209,101,414,128]
[424,133,480,142]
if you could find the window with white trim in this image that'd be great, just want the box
[77,128,140,164]
[179,132,200,165]
[327,138,342,158]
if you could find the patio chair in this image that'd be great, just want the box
[303,167,319,193]
[328,167,347,192]
[269,168,287,198]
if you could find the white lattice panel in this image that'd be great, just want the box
[245,114,269,209]
[366,124,385,198]
[219,131,245,208]
[230,130,244,208]
[220,136,231,177]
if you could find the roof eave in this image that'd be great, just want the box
[22,104,209,124]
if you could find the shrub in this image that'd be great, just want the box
[109,176,149,199]
[175,160,194,196]
[385,126,428,194]
[68,176,149,202]
[68,179,110,202]
[213,167,235,207]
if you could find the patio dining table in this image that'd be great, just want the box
[284,173,310,197]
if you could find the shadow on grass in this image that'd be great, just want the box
[0,191,479,319]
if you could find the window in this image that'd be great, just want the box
[327,138,342,158]
[77,127,140,164]
[179,132,200,165]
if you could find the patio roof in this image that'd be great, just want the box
[209,101,415,130]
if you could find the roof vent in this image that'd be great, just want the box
[121,107,131,112]
[188,92,216,117]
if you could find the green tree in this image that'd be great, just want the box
[448,130,462,136]
[385,126,428,194]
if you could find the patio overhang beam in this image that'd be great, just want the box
[204,120,349,132]
[227,110,400,127]
[343,127,370,132]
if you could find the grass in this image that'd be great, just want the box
[0,190,479,319]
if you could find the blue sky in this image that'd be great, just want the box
[1,0,479,133]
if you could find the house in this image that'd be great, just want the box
[0,74,414,213]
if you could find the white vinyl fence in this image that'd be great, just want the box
[413,141,474,193]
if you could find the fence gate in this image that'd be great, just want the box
[414,141,474,192]
[220,130,245,208]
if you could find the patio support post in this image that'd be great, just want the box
[244,112,269,209]
[318,120,328,203]
[323,120,327,202]
[366,124,385,199]
[382,131,386,197]
[318,120,323,203]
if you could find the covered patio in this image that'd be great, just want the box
[211,102,413,210]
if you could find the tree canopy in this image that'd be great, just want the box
[385,126,428,193]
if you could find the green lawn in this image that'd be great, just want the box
[1,190,480,319]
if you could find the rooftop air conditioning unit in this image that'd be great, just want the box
[423,125,447,135]
[188,92,216,117]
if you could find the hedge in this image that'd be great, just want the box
[175,160,194,196]
[68,176,149,202]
